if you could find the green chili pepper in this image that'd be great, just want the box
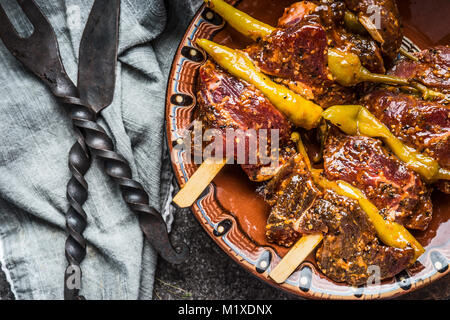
[206,0,448,102]
[197,39,323,130]
[311,170,424,261]
[205,0,274,41]
[327,48,409,87]
[322,105,450,182]
[293,133,424,262]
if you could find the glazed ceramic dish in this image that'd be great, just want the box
[165,0,450,299]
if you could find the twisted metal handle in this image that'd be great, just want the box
[62,97,188,270]
[62,98,96,300]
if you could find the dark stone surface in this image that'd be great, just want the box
[153,208,297,300]
[153,204,450,300]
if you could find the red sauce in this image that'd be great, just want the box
[209,0,450,258]
[414,192,450,248]
[214,165,290,256]
[397,0,450,48]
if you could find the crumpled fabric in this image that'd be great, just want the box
[0,0,202,300]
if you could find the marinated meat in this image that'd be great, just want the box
[244,0,401,107]
[315,190,414,286]
[363,89,449,168]
[362,89,450,193]
[197,1,428,286]
[277,1,386,73]
[277,1,318,27]
[389,46,450,96]
[263,153,414,285]
[197,60,295,181]
[264,154,324,247]
[324,128,433,230]
[344,0,402,63]
[246,21,357,107]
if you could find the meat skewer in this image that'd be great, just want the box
[322,104,450,182]
[205,0,445,103]
[362,88,450,192]
[311,177,416,286]
[267,134,324,283]
[323,127,433,230]
[267,136,423,284]
[276,1,448,101]
[173,60,296,207]
[322,61,450,198]
[174,34,327,208]
[250,0,388,106]
[277,0,403,66]
[360,46,450,192]
[196,39,323,129]
[322,46,450,192]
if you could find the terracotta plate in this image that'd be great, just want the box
[165,0,450,299]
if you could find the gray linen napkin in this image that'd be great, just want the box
[0,0,202,300]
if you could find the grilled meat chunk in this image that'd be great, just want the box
[277,1,386,73]
[246,21,357,108]
[344,0,402,63]
[245,0,402,107]
[197,60,294,181]
[387,46,450,192]
[315,190,415,286]
[324,128,433,230]
[389,46,450,96]
[263,153,414,285]
[362,88,450,193]
[264,154,324,247]
[363,47,450,192]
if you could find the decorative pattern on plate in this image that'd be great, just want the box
[165,2,450,299]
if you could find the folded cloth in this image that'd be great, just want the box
[0,0,202,300]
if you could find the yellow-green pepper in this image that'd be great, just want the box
[197,39,323,130]
[205,0,274,41]
[311,170,424,261]
[291,133,424,262]
[206,0,449,102]
[327,48,410,87]
[322,105,449,182]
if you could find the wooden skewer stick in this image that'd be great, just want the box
[358,15,384,43]
[269,133,324,284]
[269,233,323,284]
[173,159,227,208]
[399,48,419,62]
